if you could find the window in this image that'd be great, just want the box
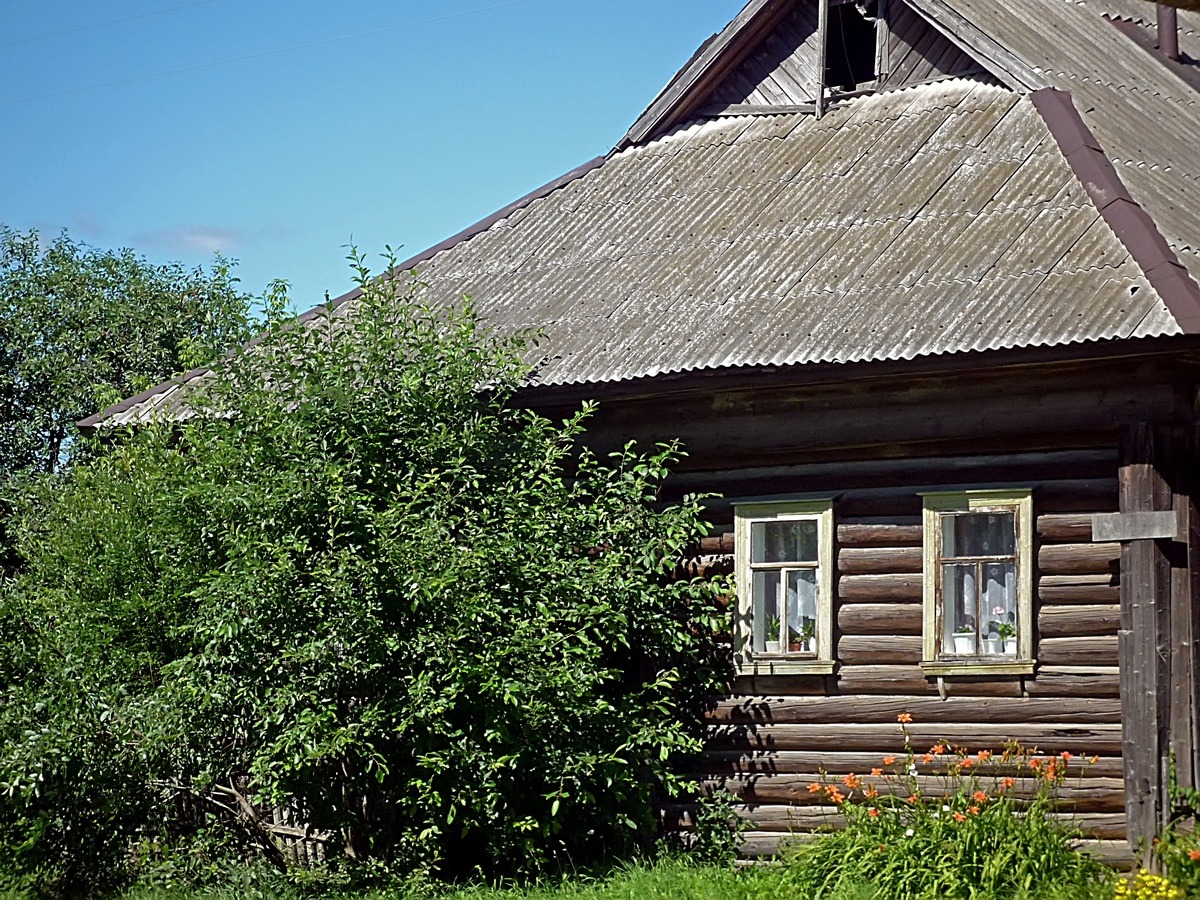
[826,0,882,92]
[734,500,835,676]
[921,491,1034,676]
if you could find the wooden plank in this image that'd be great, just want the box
[838,602,923,635]
[1118,422,1173,852]
[695,749,1126,778]
[1038,543,1121,576]
[706,723,1123,755]
[706,696,1123,725]
[837,523,923,547]
[1039,636,1120,668]
[836,634,923,665]
[1038,604,1121,639]
[1169,425,1199,796]
[1093,511,1180,543]
[838,546,923,574]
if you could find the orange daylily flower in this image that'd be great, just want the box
[960,758,973,769]
[808,783,823,794]
[897,713,913,724]
[871,768,884,777]
[931,743,947,755]
[953,812,967,823]
[830,789,846,804]
[867,807,880,818]
[1000,777,1016,790]
[922,754,933,763]
[976,750,992,762]
[1189,849,1200,862]
[972,791,988,803]
[1060,751,1073,761]
[968,805,980,815]
[865,787,879,800]
[883,756,896,765]
[843,773,863,790]
[907,793,918,803]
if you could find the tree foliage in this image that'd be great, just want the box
[0,252,730,895]
[0,225,286,576]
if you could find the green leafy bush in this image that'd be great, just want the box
[779,715,1112,900]
[0,251,730,894]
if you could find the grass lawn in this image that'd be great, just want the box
[112,858,1117,900]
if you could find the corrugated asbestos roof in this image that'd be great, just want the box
[83,0,1200,428]
[401,80,1177,387]
[931,0,1200,280]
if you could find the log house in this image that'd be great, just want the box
[82,0,1200,866]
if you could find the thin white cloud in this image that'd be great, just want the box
[136,225,243,255]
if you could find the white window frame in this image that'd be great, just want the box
[920,490,1035,676]
[734,499,836,676]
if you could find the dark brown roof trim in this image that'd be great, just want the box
[1030,87,1200,334]
[78,154,607,432]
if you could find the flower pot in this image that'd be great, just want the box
[765,640,782,654]
[788,641,804,653]
[952,634,975,654]
[982,638,1003,655]
[1004,638,1018,656]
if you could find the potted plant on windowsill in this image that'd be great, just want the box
[789,619,816,654]
[983,606,1005,655]
[952,624,975,655]
[765,615,783,654]
[997,620,1017,655]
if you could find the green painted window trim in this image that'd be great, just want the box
[734,499,836,678]
[920,489,1035,675]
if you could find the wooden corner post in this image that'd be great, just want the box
[1118,423,1177,859]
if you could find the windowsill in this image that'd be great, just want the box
[738,659,838,677]
[920,660,1036,677]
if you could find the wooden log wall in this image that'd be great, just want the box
[674,447,1127,864]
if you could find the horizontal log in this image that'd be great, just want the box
[695,750,1125,778]
[692,776,1125,814]
[706,696,1122,726]
[839,574,923,602]
[668,805,1125,837]
[838,546,923,575]
[699,533,735,554]
[1038,543,1120,577]
[676,554,732,578]
[1040,574,1120,605]
[837,523,923,547]
[837,603,923,636]
[706,723,1122,755]
[836,635,923,665]
[1039,637,1120,668]
[1038,514,1094,543]
[734,833,1132,863]
[1026,667,1121,699]
[834,665,1022,697]
[1038,604,1121,639]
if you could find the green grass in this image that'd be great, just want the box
[109,858,1119,900]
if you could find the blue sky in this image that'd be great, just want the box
[1,0,741,311]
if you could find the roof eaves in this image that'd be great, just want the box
[77,154,608,433]
[1031,86,1200,332]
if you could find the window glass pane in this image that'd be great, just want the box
[751,520,818,564]
[981,562,1018,655]
[786,569,818,654]
[942,512,1015,558]
[752,570,781,653]
[942,562,978,655]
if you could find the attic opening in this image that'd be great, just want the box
[826,0,881,92]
